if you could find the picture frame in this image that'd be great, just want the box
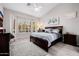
[48,17,60,25]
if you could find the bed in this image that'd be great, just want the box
[30,26,63,52]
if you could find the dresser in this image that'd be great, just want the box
[0,33,14,56]
[64,34,77,46]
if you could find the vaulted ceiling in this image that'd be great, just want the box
[1,3,59,18]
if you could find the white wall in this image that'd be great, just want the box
[40,3,79,35]
[3,9,10,33]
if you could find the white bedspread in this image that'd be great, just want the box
[31,32,59,47]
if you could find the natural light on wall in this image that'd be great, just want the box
[36,22,45,30]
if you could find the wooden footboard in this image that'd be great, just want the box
[30,36,48,52]
[30,36,63,52]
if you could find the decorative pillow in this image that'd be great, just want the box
[45,29,51,33]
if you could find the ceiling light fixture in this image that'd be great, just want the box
[27,3,42,12]
[34,6,42,11]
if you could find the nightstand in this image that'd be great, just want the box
[64,33,77,46]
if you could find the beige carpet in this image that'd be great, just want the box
[10,39,48,56]
[10,36,79,56]
[49,42,79,56]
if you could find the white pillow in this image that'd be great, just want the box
[52,29,59,33]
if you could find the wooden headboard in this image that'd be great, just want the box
[45,26,63,34]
